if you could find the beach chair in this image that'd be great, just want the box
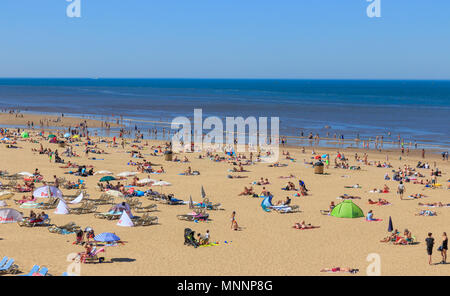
[133,203,157,213]
[71,201,97,215]
[94,212,122,220]
[38,266,49,276]
[81,247,106,264]
[271,205,300,214]
[134,213,159,226]
[18,217,52,227]
[177,209,209,222]
[19,265,40,276]
[90,194,114,205]
[0,256,8,268]
[127,198,141,208]
[0,258,19,274]
[38,197,58,210]
[48,222,80,234]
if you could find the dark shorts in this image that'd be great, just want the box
[427,248,433,255]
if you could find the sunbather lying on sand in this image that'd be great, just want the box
[238,186,254,196]
[293,221,319,229]
[227,175,248,179]
[407,193,427,199]
[279,174,296,179]
[320,267,359,274]
[368,198,390,205]
[338,194,361,200]
[418,202,450,207]
[416,210,437,216]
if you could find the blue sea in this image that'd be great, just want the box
[0,78,449,149]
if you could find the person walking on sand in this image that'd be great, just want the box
[439,232,448,264]
[231,211,238,230]
[397,181,405,200]
[426,232,434,265]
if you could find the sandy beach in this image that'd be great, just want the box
[0,116,449,276]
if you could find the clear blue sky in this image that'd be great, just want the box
[1,0,449,79]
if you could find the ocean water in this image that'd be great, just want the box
[0,78,449,149]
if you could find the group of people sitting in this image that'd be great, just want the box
[380,229,414,245]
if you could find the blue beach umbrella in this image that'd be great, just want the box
[388,216,393,232]
[64,133,71,138]
[94,232,121,242]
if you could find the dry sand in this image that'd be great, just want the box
[0,123,449,276]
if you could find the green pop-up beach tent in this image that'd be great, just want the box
[21,131,29,138]
[330,200,364,218]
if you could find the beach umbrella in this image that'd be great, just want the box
[112,202,131,213]
[100,176,116,182]
[94,170,113,175]
[48,134,57,139]
[72,135,80,139]
[33,185,63,199]
[17,172,34,177]
[330,200,364,218]
[64,133,71,138]
[117,171,138,177]
[94,232,121,242]
[105,190,124,198]
[189,195,194,209]
[1,137,10,141]
[0,208,23,223]
[0,191,14,200]
[21,132,29,138]
[137,178,156,185]
[388,216,393,232]
[201,186,206,199]
[117,211,134,227]
[153,181,171,186]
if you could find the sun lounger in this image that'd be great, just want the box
[38,197,58,210]
[94,212,122,220]
[134,213,159,226]
[38,266,49,276]
[18,217,52,227]
[71,201,97,215]
[0,258,19,274]
[88,194,114,205]
[133,203,157,213]
[19,265,40,276]
[0,257,8,268]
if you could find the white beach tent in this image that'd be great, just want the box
[69,192,84,204]
[54,199,70,215]
[0,200,8,207]
[0,208,23,223]
[117,211,134,227]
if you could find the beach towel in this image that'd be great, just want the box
[366,219,383,222]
